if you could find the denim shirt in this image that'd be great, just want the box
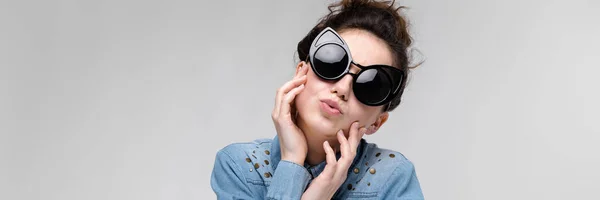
[210,135,424,199]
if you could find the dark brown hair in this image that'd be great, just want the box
[296,0,419,112]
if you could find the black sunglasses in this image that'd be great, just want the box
[308,27,405,107]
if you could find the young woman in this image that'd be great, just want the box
[211,0,424,199]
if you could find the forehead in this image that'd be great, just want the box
[338,29,394,66]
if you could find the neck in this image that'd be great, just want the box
[305,136,332,166]
[299,123,341,166]
[295,113,354,166]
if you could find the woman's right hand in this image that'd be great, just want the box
[271,64,309,166]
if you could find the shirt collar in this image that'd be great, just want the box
[270,135,366,175]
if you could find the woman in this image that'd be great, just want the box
[211,0,423,199]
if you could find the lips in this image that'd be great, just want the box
[320,99,343,115]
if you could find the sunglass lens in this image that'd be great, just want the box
[354,68,391,105]
[313,44,348,79]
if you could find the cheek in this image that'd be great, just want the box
[347,101,382,124]
[301,73,328,96]
[295,75,319,106]
[295,74,330,110]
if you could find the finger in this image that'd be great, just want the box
[348,122,363,149]
[273,75,307,115]
[359,127,366,142]
[337,129,352,164]
[286,65,309,96]
[279,84,305,118]
[276,75,307,105]
[295,64,309,78]
[302,62,309,75]
[320,140,337,178]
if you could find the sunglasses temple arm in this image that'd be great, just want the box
[351,61,367,70]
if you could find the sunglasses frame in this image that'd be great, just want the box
[308,27,405,107]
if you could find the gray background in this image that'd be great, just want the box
[2,0,599,199]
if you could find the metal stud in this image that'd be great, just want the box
[254,163,260,169]
[264,160,269,165]
[389,153,395,158]
[367,182,371,186]
[264,150,270,155]
[365,162,369,166]
[249,168,253,172]
[375,152,381,157]
[369,168,376,174]
[264,172,272,178]
[353,168,360,174]
[245,158,252,163]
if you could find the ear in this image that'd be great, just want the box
[365,112,389,135]
[295,61,308,76]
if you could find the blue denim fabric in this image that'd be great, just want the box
[211,135,424,199]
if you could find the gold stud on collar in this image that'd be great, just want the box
[369,168,376,174]
[264,172,272,178]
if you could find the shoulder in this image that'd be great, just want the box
[216,138,273,158]
[361,141,416,173]
[359,141,423,198]
[213,138,276,185]
[343,141,420,196]
[215,138,274,167]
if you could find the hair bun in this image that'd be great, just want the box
[329,0,397,13]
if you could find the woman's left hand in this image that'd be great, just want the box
[301,122,367,200]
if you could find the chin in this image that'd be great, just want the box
[296,95,343,138]
[298,110,340,139]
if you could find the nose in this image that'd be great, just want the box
[331,64,360,101]
[332,75,352,101]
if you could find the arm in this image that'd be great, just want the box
[266,160,312,200]
[267,63,313,199]
[210,149,312,200]
[380,160,424,199]
[301,122,367,200]
[210,149,256,199]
